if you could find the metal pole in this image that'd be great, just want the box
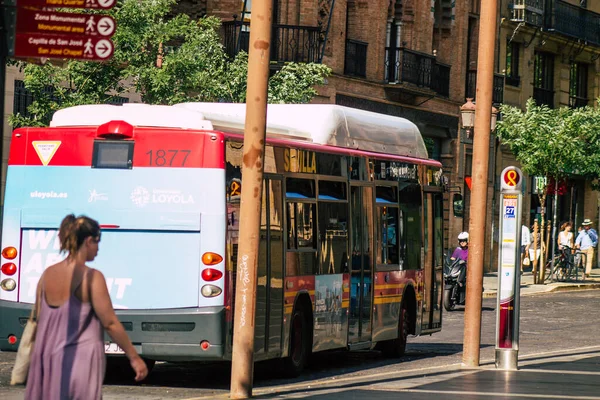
[230,1,273,398]
[495,167,523,371]
[550,180,559,281]
[462,0,498,368]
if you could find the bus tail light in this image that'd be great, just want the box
[1,279,16,291]
[202,252,223,266]
[201,268,223,282]
[200,340,210,350]
[1,263,17,276]
[201,284,222,298]
[2,247,17,260]
[8,335,17,345]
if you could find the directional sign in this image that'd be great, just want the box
[14,33,114,61]
[17,9,116,37]
[4,0,116,9]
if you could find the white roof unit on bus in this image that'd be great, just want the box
[174,102,428,159]
[49,104,214,130]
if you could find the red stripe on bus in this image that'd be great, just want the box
[284,276,315,293]
[9,127,225,169]
[223,132,443,167]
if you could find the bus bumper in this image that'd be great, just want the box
[0,300,227,362]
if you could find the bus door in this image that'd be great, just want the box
[421,190,444,333]
[348,185,374,344]
[255,177,285,355]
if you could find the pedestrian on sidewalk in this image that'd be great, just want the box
[575,218,598,280]
[25,214,147,400]
[557,221,574,250]
[529,220,544,269]
[521,224,531,272]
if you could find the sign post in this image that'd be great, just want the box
[495,166,524,370]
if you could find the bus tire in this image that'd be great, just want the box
[282,307,310,377]
[382,304,410,358]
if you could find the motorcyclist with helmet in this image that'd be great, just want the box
[443,232,469,310]
[451,232,469,263]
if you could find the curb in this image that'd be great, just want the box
[482,282,600,298]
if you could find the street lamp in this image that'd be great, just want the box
[460,98,499,138]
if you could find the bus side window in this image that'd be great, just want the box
[285,178,317,276]
[399,183,422,270]
[375,185,399,266]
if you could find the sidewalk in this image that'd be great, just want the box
[483,266,600,298]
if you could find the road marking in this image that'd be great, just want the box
[518,368,600,376]
[395,388,600,399]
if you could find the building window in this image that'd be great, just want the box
[433,0,453,31]
[344,39,368,78]
[569,63,588,108]
[533,52,555,108]
[505,40,520,87]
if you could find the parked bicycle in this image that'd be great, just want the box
[543,246,584,282]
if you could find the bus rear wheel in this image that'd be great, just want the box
[282,307,310,377]
[382,304,410,358]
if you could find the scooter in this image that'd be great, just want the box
[443,253,467,311]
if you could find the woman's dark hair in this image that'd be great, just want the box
[59,214,100,255]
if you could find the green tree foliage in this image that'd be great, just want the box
[496,98,600,282]
[9,0,331,128]
[496,98,600,184]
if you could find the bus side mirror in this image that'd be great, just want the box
[453,194,464,218]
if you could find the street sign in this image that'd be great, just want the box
[14,33,114,60]
[495,166,524,371]
[17,9,116,37]
[501,167,521,189]
[2,0,116,9]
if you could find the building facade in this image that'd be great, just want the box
[204,0,505,265]
[4,1,597,271]
[498,0,600,268]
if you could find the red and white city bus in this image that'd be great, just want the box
[0,102,445,376]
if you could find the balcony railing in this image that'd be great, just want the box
[546,0,600,46]
[508,1,600,46]
[222,20,321,64]
[569,95,588,108]
[465,71,505,104]
[384,47,450,97]
[533,87,554,108]
[508,0,544,26]
[344,39,368,78]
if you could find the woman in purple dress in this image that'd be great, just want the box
[25,214,147,400]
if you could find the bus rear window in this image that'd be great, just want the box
[92,141,134,169]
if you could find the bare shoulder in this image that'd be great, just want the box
[88,267,106,282]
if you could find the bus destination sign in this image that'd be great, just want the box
[14,34,114,61]
[6,0,116,9]
[17,9,116,38]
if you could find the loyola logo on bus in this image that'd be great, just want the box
[130,186,195,208]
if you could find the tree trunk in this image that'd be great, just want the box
[535,190,547,283]
[532,221,540,283]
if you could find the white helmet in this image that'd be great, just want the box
[458,232,469,242]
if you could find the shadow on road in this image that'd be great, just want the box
[103,342,492,390]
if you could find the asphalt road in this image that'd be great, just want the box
[1,290,599,399]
